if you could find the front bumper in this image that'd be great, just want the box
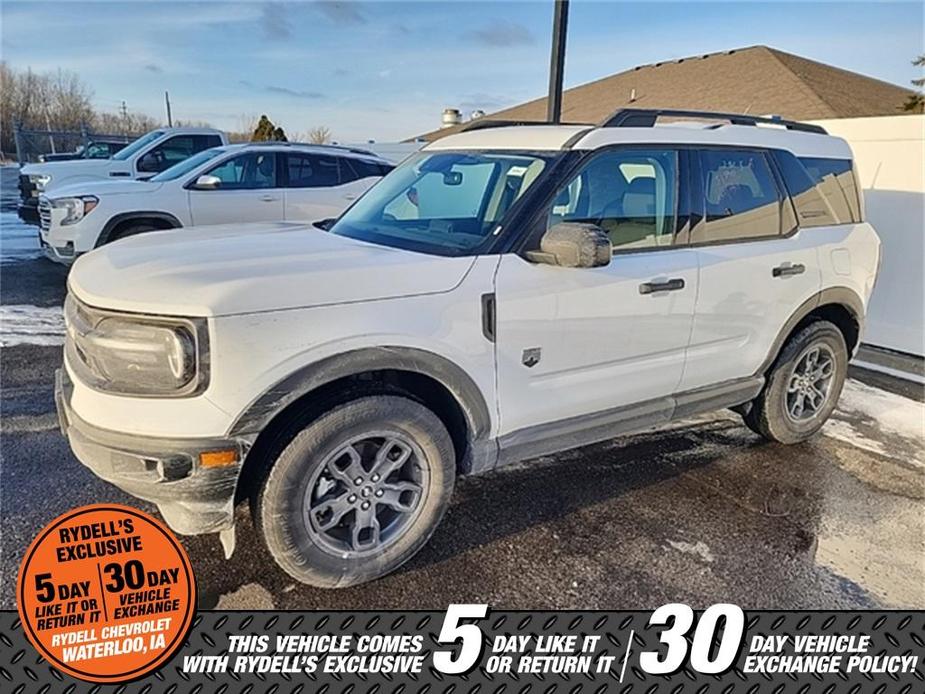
[55,369,248,535]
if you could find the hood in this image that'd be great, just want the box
[69,222,475,317]
[46,179,164,199]
[22,159,117,178]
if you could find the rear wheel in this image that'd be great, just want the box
[743,320,847,444]
[256,395,455,588]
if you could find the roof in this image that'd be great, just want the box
[416,45,917,142]
[225,141,389,161]
[425,125,591,151]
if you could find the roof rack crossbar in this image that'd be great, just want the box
[600,108,827,134]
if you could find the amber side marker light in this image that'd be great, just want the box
[200,449,238,468]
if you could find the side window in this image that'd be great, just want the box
[346,158,389,180]
[771,150,838,227]
[287,153,341,188]
[194,135,223,152]
[204,152,276,190]
[547,148,678,251]
[138,135,197,172]
[697,149,783,242]
[798,157,861,223]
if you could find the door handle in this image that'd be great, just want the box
[259,195,279,202]
[639,278,685,295]
[344,194,358,201]
[772,263,806,277]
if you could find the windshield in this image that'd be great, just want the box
[111,130,165,161]
[330,150,552,256]
[150,147,226,182]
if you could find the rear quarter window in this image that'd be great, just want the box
[798,157,862,223]
[771,150,839,227]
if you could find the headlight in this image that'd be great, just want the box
[29,174,52,191]
[51,195,98,226]
[65,296,209,397]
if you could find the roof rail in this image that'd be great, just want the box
[243,141,380,157]
[460,119,592,133]
[600,108,827,134]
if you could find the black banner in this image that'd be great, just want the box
[2,608,923,691]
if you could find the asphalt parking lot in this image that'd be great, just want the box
[2,165,923,611]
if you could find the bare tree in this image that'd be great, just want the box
[308,125,332,144]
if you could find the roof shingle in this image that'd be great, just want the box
[414,45,916,142]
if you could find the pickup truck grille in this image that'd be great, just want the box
[38,198,52,232]
[19,174,36,202]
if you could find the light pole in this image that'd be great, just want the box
[546,0,570,123]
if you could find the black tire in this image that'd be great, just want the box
[256,395,455,588]
[107,222,159,244]
[743,320,848,444]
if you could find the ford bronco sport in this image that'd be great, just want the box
[57,109,881,587]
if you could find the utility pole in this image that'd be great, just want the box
[119,100,128,134]
[165,91,173,127]
[546,0,569,124]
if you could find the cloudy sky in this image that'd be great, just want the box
[2,1,922,141]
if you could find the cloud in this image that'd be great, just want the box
[313,1,366,25]
[467,21,534,48]
[261,2,292,40]
[143,64,163,74]
[239,80,324,99]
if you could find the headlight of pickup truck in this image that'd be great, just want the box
[64,296,209,396]
[51,195,98,225]
[29,174,52,191]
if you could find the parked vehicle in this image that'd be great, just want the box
[18,127,227,223]
[39,138,130,163]
[37,142,392,264]
[56,109,880,587]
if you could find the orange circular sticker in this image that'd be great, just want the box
[17,504,196,683]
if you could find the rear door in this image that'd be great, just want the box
[679,148,821,391]
[187,151,284,225]
[495,146,699,436]
[283,153,376,222]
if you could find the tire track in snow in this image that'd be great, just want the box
[0,305,65,346]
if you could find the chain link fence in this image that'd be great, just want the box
[11,122,136,163]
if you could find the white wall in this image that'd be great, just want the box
[811,115,925,357]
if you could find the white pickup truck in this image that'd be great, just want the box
[18,127,228,223]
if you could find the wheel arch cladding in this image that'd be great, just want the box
[230,347,495,505]
[760,287,863,374]
[97,211,182,246]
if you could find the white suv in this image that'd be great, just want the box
[37,142,393,263]
[56,109,881,587]
[19,127,228,224]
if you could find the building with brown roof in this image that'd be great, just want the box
[415,45,917,142]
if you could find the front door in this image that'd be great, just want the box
[495,147,698,438]
[188,151,284,225]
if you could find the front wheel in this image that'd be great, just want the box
[743,320,848,444]
[256,395,455,588]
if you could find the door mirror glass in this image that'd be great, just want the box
[136,152,160,173]
[192,174,222,190]
[526,222,612,268]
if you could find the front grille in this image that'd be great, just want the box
[18,174,36,201]
[38,198,52,232]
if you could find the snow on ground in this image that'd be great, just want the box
[0,304,65,346]
[825,379,925,468]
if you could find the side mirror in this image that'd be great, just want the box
[137,153,159,173]
[525,222,612,268]
[192,174,222,190]
[313,218,336,231]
